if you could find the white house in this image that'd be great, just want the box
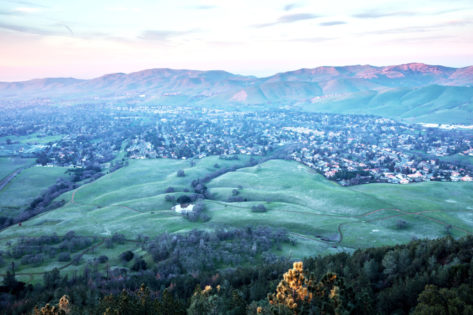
[173,203,194,214]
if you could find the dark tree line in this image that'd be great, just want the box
[1,232,473,314]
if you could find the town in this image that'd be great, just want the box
[1,104,472,186]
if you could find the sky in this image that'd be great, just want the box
[0,0,472,81]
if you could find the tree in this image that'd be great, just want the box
[176,195,191,205]
[131,258,147,271]
[395,220,408,230]
[43,268,60,290]
[33,295,70,315]
[2,270,18,290]
[268,262,313,312]
[188,285,222,315]
[120,250,134,262]
[412,284,473,315]
[165,195,176,203]
[251,204,267,213]
[267,262,352,314]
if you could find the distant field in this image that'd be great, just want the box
[439,153,473,168]
[1,156,472,282]
[0,166,68,216]
[0,157,35,181]
[0,133,63,145]
[0,133,63,155]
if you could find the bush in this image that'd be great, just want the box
[251,204,267,213]
[165,186,175,193]
[165,195,176,203]
[98,255,109,264]
[111,233,125,244]
[396,220,408,230]
[176,195,192,204]
[119,250,134,262]
[131,258,147,271]
[177,170,185,177]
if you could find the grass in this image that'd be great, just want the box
[0,166,69,216]
[0,134,63,155]
[1,156,472,282]
[439,154,473,168]
[0,157,35,181]
[0,133,64,145]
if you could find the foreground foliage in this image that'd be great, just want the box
[1,233,473,314]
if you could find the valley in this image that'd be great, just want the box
[0,63,472,314]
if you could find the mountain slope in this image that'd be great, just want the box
[0,63,472,123]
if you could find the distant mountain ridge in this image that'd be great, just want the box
[1,63,472,124]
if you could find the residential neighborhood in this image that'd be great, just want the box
[1,104,472,186]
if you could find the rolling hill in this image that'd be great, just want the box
[1,63,472,123]
[1,157,472,282]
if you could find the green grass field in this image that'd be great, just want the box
[1,157,472,282]
[0,166,69,216]
[0,157,35,181]
[0,133,63,155]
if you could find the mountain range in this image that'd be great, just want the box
[1,63,473,124]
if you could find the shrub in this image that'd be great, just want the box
[165,195,176,203]
[251,204,267,213]
[97,255,109,264]
[131,258,147,271]
[119,250,134,262]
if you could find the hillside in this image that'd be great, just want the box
[1,157,472,285]
[1,63,472,124]
[1,157,473,313]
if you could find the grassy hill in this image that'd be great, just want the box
[306,85,473,124]
[1,157,472,282]
[0,164,68,218]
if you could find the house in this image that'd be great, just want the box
[173,203,194,214]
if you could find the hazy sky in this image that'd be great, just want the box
[1,0,472,81]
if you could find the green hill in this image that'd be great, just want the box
[1,157,472,283]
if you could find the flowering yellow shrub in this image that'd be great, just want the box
[267,262,342,314]
[32,295,70,315]
[268,262,313,310]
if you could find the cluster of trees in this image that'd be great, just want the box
[66,163,104,183]
[143,227,290,277]
[182,202,209,222]
[4,231,96,267]
[330,170,371,185]
[1,233,473,314]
